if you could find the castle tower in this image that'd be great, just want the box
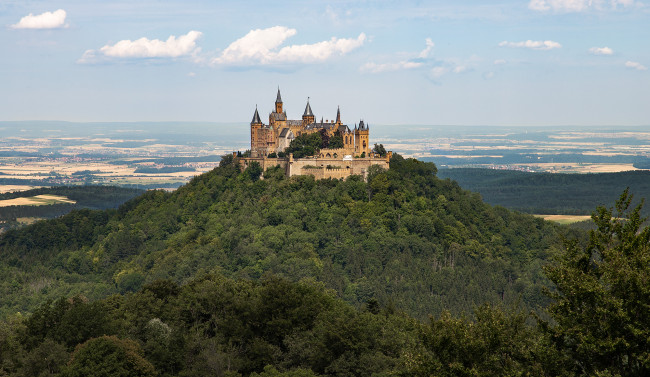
[275,87,283,114]
[251,106,263,157]
[302,98,315,125]
[354,120,370,156]
[335,106,341,126]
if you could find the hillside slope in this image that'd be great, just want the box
[438,168,650,215]
[0,155,572,318]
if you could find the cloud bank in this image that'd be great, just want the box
[11,9,68,29]
[529,0,639,12]
[212,26,366,65]
[79,31,202,63]
[499,40,562,50]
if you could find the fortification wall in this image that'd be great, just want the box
[241,152,390,180]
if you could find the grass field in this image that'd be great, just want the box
[535,214,592,225]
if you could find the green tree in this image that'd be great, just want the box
[372,143,387,157]
[285,133,323,158]
[60,335,157,377]
[543,189,650,375]
[245,161,263,181]
[328,130,344,149]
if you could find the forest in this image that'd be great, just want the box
[438,168,650,215]
[0,155,648,375]
[0,186,143,231]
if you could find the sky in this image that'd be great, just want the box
[0,0,648,126]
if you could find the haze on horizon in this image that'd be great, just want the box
[0,0,648,127]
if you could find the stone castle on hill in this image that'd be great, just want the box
[241,88,390,179]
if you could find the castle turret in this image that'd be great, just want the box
[251,107,264,157]
[354,119,370,156]
[302,98,315,125]
[335,106,341,125]
[275,87,283,114]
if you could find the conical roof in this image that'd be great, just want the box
[276,87,282,103]
[336,106,341,123]
[251,107,261,124]
[303,99,314,117]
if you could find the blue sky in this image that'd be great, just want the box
[1,0,648,126]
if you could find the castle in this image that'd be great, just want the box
[242,89,390,179]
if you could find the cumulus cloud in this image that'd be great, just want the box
[625,61,648,70]
[11,9,68,29]
[529,0,639,12]
[589,46,613,55]
[212,26,365,65]
[79,31,202,63]
[499,40,561,50]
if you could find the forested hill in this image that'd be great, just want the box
[438,168,650,215]
[0,155,572,319]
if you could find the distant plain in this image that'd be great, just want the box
[1,121,649,193]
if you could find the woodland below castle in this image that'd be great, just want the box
[243,89,390,179]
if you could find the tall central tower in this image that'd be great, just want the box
[275,87,283,114]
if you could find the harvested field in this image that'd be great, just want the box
[535,214,592,225]
[0,195,75,207]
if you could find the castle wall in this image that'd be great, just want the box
[240,153,390,180]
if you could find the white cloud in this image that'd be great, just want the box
[529,0,640,12]
[494,59,507,65]
[79,31,202,63]
[418,38,435,59]
[589,46,613,55]
[212,26,365,65]
[430,66,449,79]
[625,61,647,70]
[362,38,433,73]
[361,61,423,73]
[11,9,68,29]
[499,40,562,50]
[453,65,468,74]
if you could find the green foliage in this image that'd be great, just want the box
[543,189,650,375]
[285,133,323,158]
[60,335,157,377]
[328,130,343,149]
[402,304,548,376]
[372,143,387,157]
[0,154,567,321]
[245,161,263,181]
[438,168,650,216]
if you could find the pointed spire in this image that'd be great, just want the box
[251,106,261,124]
[275,87,282,103]
[303,97,314,117]
[336,106,341,124]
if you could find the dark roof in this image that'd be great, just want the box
[359,120,366,129]
[337,124,350,133]
[276,88,282,103]
[279,128,293,138]
[287,120,303,126]
[251,108,262,124]
[270,112,286,121]
[303,100,314,117]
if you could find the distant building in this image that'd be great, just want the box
[242,88,390,179]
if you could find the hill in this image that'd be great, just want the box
[0,155,573,319]
[437,168,650,215]
[0,186,143,231]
